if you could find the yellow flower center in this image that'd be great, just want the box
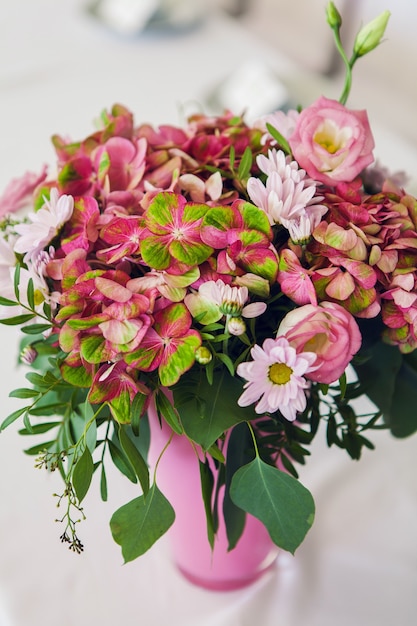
[269,362,293,385]
[313,120,352,154]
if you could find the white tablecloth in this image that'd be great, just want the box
[0,2,416,625]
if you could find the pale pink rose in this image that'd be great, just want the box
[277,301,362,383]
[289,96,375,186]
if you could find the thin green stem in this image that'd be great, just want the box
[246,420,260,458]
[330,26,354,105]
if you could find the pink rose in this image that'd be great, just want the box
[278,301,362,383]
[289,96,375,186]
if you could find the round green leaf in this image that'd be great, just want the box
[230,457,315,555]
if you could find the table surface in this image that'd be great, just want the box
[0,2,416,625]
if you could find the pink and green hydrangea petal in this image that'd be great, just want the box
[158,333,202,387]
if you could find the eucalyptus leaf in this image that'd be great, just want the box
[118,425,150,496]
[199,459,215,550]
[108,440,137,484]
[131,392,147,436]
[110,484,175,563]
[230,457,315,554]
[223,423,254,550]
[173,369,256,450]
[100,465,108,502]
[72,447,94,503]
[155,391,183,434]
[0,407,29,432]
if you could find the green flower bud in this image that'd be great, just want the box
[326,2,342,30]
[353,10,390,58]
[195,346,212,365]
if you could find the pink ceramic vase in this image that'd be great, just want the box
[147,399,279,591]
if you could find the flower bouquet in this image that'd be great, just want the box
[1,3,416,564]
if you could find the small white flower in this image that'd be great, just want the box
[199,280,267,319]
[14,188,74,262]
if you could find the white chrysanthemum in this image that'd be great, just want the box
[199,280,267,319]
[237,336,317,421]
[14,188,74,261]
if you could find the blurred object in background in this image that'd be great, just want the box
[88,0,204,35]
[205,60,289,122]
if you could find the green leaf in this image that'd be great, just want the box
[214,352,235,376]
[131,392,147,436]
[72,447,94,503]
[155,392,183,435]
[338,371,347,400]
[18,421,61,435]
[0,313,36,326]
[237,146,253,180]
[108,440,137,483]
[173,369,255,450]
[230,457,315,554]
[13,264,21,301]
[100,465,108,501]
[23,440,56,455]
[353,340,417,437]
[223,423,254,550]
[23,411,33,433]
[110,484,175,563]
[199,459,215,550]
[118,425,150,496]
[9,388,40,399]
[21,323,52,335]
[0,296,18,306]
[266,122,292,155]
[0,406,29,431]
[29,403,67,416]
[27,278,35,310]
[72,401,97,453]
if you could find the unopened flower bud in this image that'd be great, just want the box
[227,316,246,336]
[20,344,38,365]
[326,2,342,30]
[353,11,390,58]
[195,346,212,365]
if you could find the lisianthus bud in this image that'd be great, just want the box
[353,11,390,57]
[20,344,38,365]
[195,346,212,365]
[326,2,342,29]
